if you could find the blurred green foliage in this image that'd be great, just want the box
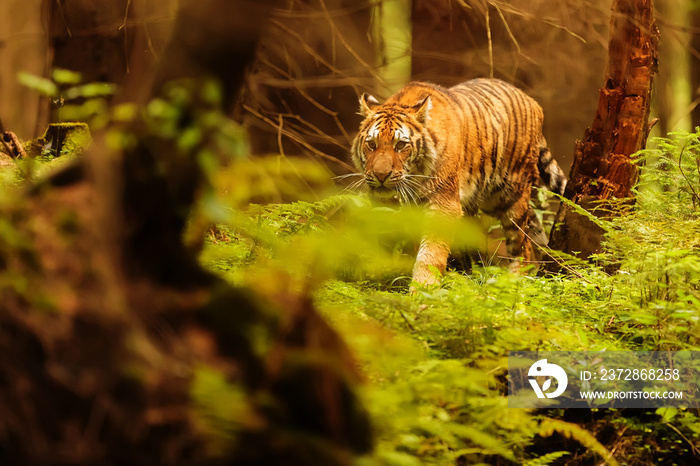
[18,68,116,126]
[192,124,700,464]
[2,79,699,465]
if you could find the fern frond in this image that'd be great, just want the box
[523,450,570,466]
[538,418,619,466]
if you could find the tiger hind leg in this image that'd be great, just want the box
[498,192,535,269]
[538,137,567,195]
[527,205,548,262]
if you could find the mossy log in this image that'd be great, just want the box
[39,122,91,158]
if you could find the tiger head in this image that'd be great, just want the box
[351,93,437,201]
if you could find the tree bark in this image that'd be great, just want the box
[547,0,659,263]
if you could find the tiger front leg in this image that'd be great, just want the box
[412,235,452,286]
[411,201,461,286]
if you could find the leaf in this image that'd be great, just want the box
[52,68,83,85]
[655,407,678,423]
[17,72,58,97]
[376,450,423,466]
[63,82,117,100]
[547,190,613,232]
[112,103,139,122]
[538,419,620,466]
[523,451,570,466]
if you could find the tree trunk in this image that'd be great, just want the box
[373,0,412,96]
[547,0,659,263]
[0,0,47,139]
[654,0,691,137]
[691,5,700,130]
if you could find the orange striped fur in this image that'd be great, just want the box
[351,78,567,284]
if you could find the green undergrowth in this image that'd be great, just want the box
[2,76,699,463]
[197,130,700,465]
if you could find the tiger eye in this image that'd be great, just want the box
[366,139,377,151]
[395,140,408,151]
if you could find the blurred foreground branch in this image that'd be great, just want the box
[0,0,372,464]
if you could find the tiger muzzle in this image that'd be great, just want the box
[368,155,394,187]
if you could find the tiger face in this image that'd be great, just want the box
[351,93,437,201]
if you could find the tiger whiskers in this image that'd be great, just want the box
[334,172,428,204]
[405,174,435,187]
[333,173,364,181]
[343,177,368,194]
[396,178,421,205]
[400,174,433,204]
[334,173,368,194]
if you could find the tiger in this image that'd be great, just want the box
[350,78,567,285]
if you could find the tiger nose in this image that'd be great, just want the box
[374,169,392,183]
[372,158,393,183]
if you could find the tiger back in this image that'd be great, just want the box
[351,78,567,285]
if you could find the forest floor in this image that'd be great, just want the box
[2,129,699,465]
[191,133,700,465]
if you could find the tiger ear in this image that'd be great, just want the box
[359,93,380,117]
[412,96,432,124]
